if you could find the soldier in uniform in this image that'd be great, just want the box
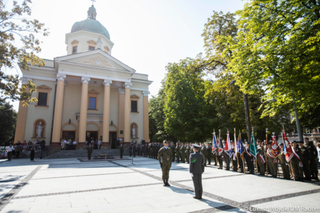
[223,142,230,170]
[176,142,181,163]
[119,143,124,159]
[305,138,319,181]
[158,140,173,186]
[200,143,207,167]
[278,143,290,179]
[231,141,237,171]
[243,142,254,174]
[257,140,266,176]
[291,141,304,181]
[266,142,277,177]
[206,143,212,165]
[212,145,217,166]
[170,142,175,162]
[185,144,190,164]
[299,141,310,180]
[87,142,93,160]
[189,144,205,199]
[180,144,186,163]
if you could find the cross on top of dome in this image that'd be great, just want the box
[91,0,96,6]
[87,2,97,20]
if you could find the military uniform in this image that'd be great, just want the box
[300,143,310,180]
[308,142,319,181]
[176,144,180,163]
[217,149,223,169]
[185,145,190,164]
[244,146,254,174]
[180,145,186,163]
[212,148,217,166]
[158,145,173,186]
[189,145,205,199]
[231,144,237,171]
[266,146,277,177]
[223,152,230,170]
[170,143,175,162]
[291,144,303,181]
[119,144,124,159]
[200,145,207,166]
[206,145,212,165]
[278,147,290,179]
[257,144,266,176]
[87,144,93,160]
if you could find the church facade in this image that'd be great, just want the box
[14,5,152,148]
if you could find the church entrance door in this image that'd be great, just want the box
[109,132,117,149]
[86,131,98,143]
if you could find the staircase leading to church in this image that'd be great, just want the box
[45,149,129,159]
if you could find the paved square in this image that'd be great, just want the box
[0,157,319,213]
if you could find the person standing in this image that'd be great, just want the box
[180,144,186,163]
[87,142,93,160]
[291,141,303,181]
[119,143,124,159]
[200,143,207,167]
[7,145,14,161]
[305,138,319,181]
[278,143,290,180]
[244,142,254,174]
[175,142,180,163]
[257,140,266,176]
[266,142,277,177]
[30,146,35,162]
[158,140,173,186]
[185,144,190,164]
[206,143,212,165]
[170,142,175,162]
[189,144,205,199]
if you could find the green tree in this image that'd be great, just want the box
[0,101,17,145]
[225,0,320,117]
[0,0,48,105]
[163,58,215,142]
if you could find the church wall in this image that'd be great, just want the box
[61,83,81,131]
[24,79,55,145]
[130,90,144,142]
[88,85,104,114]
[109,87,119,129]
[131,82,148,90]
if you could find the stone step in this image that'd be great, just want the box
[46,149,129,159]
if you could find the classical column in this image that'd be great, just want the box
[103,79,112,143]
[79,76,90,143]
[14,77,32,143]
[118,88,125,139]
[142,91,150,142]
[123,82,132,142]
[52,73,66,143]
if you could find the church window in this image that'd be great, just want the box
[89,46,95,51]
[131,101,137,112]
[88,97,96,110]
[72,46,77,54]
[38,93,48,106]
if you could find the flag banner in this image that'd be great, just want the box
[212,132,218,152]
[271,135,279,158]
[233,130,238,160]
[249,132,258,157]
[224,133,233,157]
[218,131,224,155]
[282,130,294,162]
[237,133,245,155]
[258,154,266,163]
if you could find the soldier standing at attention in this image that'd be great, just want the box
[189,144,205,199]
[185,144,190,164]
[291,141,304,181]
[201,143,207,167]
[180,144,186,163]
[170,142,175,162]
[119,143,124,159]
[305,138,319,181]
[266,142,276,177]
[176,142,180,163]
[158,140,173,186]
[257,140,266,176]
[278,143,290,180]
[206,143,212,165]
[244,142,254,174]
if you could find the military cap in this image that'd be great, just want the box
[298,141,304,144]
[292,140,298,143]
[163,140,168,144]
[192,144,201,148]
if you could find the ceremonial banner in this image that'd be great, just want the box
[249,132,258,157]
[212,132,218,152]
[218,131,224,155]
[282,130,294,162]
[237,133,244,155]
[271,135,279,158]
[224,133,233,157]
[233,129,237,160]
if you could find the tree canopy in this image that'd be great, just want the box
[0,0,48,105]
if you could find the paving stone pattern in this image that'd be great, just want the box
[0,157,319,213]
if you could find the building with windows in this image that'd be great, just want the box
[13,5,152,149]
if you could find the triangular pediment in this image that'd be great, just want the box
[130,94,140,99]
[88,89,100,95]
[37,85,52,90]
[55,49,136,74]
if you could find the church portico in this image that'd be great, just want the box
[14,4,152,150]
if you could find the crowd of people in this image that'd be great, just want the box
[129,137,320,182]
[1,140,45,161]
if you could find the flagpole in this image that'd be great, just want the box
[214,129,218,166]
[265,128,269,175]
[235,128,239,172]
[240,130,245,174]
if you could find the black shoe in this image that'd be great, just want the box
[163,180,166,186]
[193,196,201,199]
[165,180,170,186]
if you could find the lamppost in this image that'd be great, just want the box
[230,80,251,141]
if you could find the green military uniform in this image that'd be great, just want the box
[206,145,212,165]
[185,145,190,164]
[290,144,303,181]
[180,145,186,163]
[201,145,207,166]
[278,148,290,179]
[158,145,173,186]
[175,144,180,163]
[257,144,266,176]
[300,143,310,180]
[170,143,175,162]
[308,142,319,181]
[87,144,93,160]
[212,148,217,166]
[266,146,277,177]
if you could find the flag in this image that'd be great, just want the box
[233,130,238,160]
[282,130,294,162]
[249,132,258,156]
[212,132,218,152]
[218,135,224,155]
[224,133,233,157]
[237,133,244,155]
[271,135,279,158]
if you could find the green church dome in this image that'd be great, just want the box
[71,5,110,40]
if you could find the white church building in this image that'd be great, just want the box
[14,5,152,149]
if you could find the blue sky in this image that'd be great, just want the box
[12,0,247,111]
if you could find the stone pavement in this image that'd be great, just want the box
[0,157,320,213]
